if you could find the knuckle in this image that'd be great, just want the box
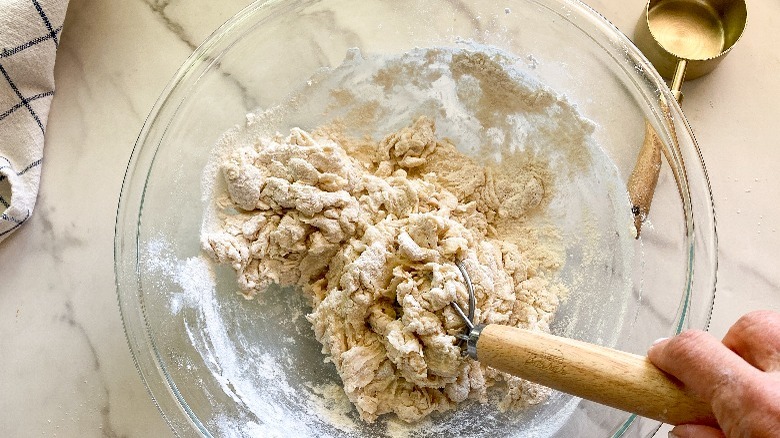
[733,310,777,333]
[666,330,709,358]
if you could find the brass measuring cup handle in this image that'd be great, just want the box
[628,0,747,237]
[669,59,687,103]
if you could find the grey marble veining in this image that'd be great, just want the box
[144,0,261,112]
[0,0,778,437]
[144,0,200,51]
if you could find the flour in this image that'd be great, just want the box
[203,111,564,423]
[192,44,617,433]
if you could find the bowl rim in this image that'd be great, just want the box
[114,0,718,436]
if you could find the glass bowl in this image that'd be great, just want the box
[114,0,717,437]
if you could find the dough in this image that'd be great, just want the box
[202,117,562,423]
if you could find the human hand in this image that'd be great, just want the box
[647,310,780,438]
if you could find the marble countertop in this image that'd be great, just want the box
[1,0,778,436]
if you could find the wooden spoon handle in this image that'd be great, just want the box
[475,324,716,426]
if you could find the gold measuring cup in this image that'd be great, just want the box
[635,0,747,99]
[628,0,747,235]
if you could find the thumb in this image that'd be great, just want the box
[647,330,755,402]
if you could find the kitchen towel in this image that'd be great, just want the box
[0,0,69,243]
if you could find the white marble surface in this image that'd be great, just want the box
[0,0,778,436]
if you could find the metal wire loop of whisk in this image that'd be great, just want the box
[451,260,476,350]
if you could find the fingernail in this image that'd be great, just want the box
[667,431,679,438]
[652,337,669,347]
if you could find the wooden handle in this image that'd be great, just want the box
[627,121,663,237]
[476,324,716,426]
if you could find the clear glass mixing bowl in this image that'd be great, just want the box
[115,0,717,436]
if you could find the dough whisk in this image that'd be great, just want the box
[450,260,715,427]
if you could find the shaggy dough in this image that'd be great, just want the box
[202,117,561,423]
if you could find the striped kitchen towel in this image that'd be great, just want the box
[0,0,69,243]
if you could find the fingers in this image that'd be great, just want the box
[647,330,757,402]
[669,424,726,438]
[722,310,780,372]
[651,319,780,437]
